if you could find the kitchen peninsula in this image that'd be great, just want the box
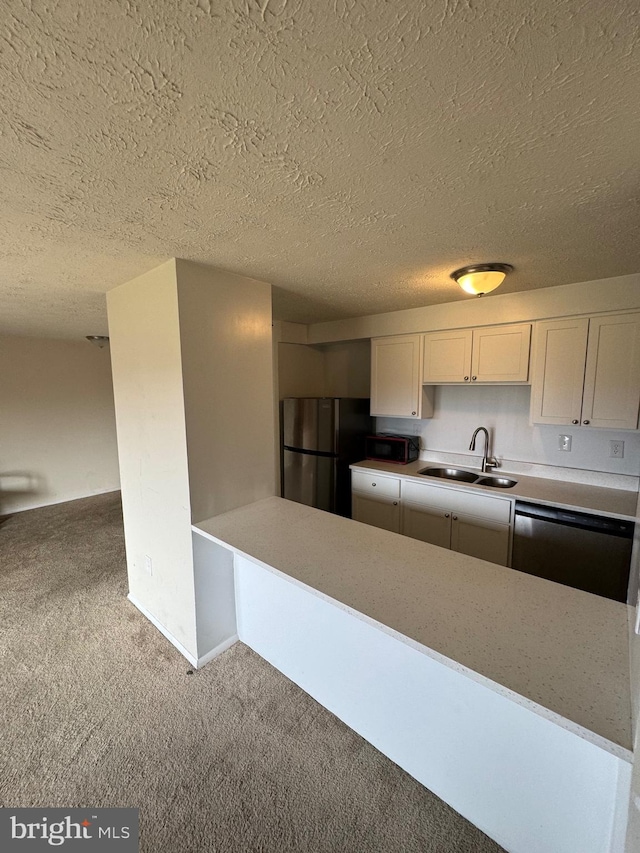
[193,495,633,853]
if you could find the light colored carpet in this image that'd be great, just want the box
[0,492,505,852]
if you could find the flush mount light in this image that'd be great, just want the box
[450,263,513,297]
[86,335,110,348]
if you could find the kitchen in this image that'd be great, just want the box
[183,269,640,853]
[277,276,639,571]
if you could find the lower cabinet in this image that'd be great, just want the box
[401,480,512,566]
[451,514,510,566]
[351,471,401,533]
[402,503,510,566]
[352,493,401,533]
[402,502,450,548]
[351,470,512,567]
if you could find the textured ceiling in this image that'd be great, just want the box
[1,0,639,338]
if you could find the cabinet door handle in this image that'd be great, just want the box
[471,376,477,381]
[571,419,579,424]
[393,501,398,506]
[464,376,469,381]
[452,515,458,520]
[444,513,450,518]
[583,420,590,425]
[411,411,417,416]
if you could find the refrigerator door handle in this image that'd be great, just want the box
[283,445,338,458]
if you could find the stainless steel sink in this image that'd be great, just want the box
[417,467,518,489]
[418,467,480,483]
[476,476,518,488]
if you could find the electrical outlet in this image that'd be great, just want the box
[144,554,153,576]
[609,440,624,459]
[558,434,572,452]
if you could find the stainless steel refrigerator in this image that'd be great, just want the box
[281,397,371,517]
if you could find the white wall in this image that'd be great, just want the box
[176,259,276,523]
[278,343,326,398]
[277,339,370,400]
[322,340,370,398]
[107,260,197,653]
[378,385,640,476]
[0,334,120,514]
[108,259,276,660]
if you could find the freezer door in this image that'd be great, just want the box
[282,448,336,513]
[282,398,337,453]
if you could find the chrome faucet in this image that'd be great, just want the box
[469,427,499,473]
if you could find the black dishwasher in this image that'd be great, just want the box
[511,502,634,602]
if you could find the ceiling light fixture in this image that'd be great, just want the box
[450,263,513,297]
[86,335,110,348]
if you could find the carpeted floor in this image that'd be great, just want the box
[0,492,505,852]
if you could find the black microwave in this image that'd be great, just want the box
[365,434,420,465]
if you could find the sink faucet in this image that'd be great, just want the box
[469,427,499,473]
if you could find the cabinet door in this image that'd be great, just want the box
[581,312,640,430]
[472,324,531,383]
[402,503,451,549]
[529,318,589,425]
[352,493,401,533]
[422,330,472,383]
[371,335,425,418]
[450,515,510,566]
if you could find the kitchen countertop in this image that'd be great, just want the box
[351,459,639,520]
[194,496,632,761]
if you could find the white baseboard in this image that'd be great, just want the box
[5,487,121,515]
[127,594,238,669]
[127,594,198,667]
[197,635,239,668]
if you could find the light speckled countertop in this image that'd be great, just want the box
[351,459,638,520]
[194,496,632,761]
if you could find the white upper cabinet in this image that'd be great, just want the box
[370,334,434,419]
[422,329,473,383]
[423,324,531,384]
[529,317,588,425]
[530,312,640,430]
[582,314,640,429]
[472,325,532,383]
